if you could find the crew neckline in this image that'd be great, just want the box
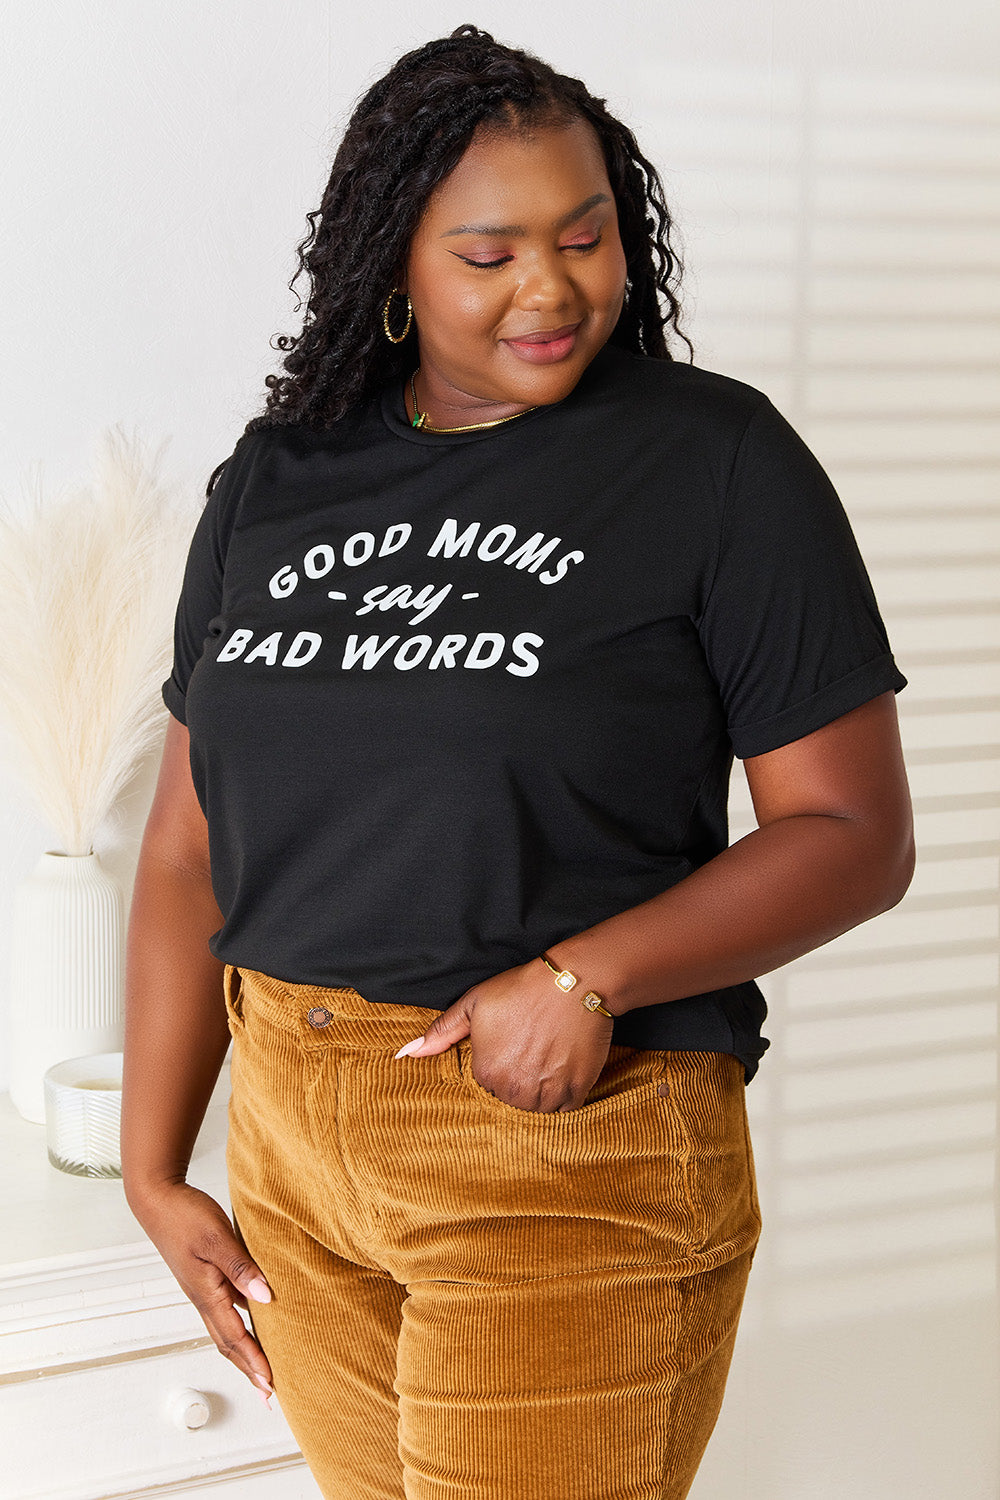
[379,377,556,446]
[378,344,624,446]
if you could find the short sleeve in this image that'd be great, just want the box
[697,397,907,759]
[161,433,254,724]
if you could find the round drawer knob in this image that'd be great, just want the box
[166,1386,212,1431]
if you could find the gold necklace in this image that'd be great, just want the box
[408,370,538,434]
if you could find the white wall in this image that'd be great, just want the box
[1,2,997,1496]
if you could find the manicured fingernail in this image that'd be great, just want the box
[258,1388,273,1408]
[255,1373,273,1394]
[394,1036,425,1059]
[247,1277,272,1303]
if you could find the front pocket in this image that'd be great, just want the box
[222,963,245,1035]
[454,1037,663,1122]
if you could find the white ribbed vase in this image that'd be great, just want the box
[8,851,125,1123]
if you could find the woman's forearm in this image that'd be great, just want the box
[550,810,915,1017]
[549,695,914,1016]
[120,847,230,1212]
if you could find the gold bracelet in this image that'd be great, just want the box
[539,953,614,1018]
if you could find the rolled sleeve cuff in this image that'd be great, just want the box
[729,654,907,760]
[161,675,188,726]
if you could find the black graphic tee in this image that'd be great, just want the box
[163,344,906,1080]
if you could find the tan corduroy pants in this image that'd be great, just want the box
[222,964,762,1500]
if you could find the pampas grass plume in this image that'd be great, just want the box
[0,426,199,854]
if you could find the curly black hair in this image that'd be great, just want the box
[211,25,691,491]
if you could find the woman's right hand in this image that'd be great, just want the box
[123,719,273,1401]
[131,1180,275,1399]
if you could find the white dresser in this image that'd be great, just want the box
[0,1064,323,1499]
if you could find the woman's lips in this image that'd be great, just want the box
[502,323,581,363]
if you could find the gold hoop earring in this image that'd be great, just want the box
[383,289,413,344]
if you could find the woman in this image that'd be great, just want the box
[121,24,914,1500]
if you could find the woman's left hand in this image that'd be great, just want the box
[393,960,614,1113]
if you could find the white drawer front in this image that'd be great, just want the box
[147,1464,323,1499]
[3,1340,321,1499]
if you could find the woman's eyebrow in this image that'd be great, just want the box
[440,192,611,238]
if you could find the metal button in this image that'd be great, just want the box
[657,1080,670,1098]
[307,1006,334,1029]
